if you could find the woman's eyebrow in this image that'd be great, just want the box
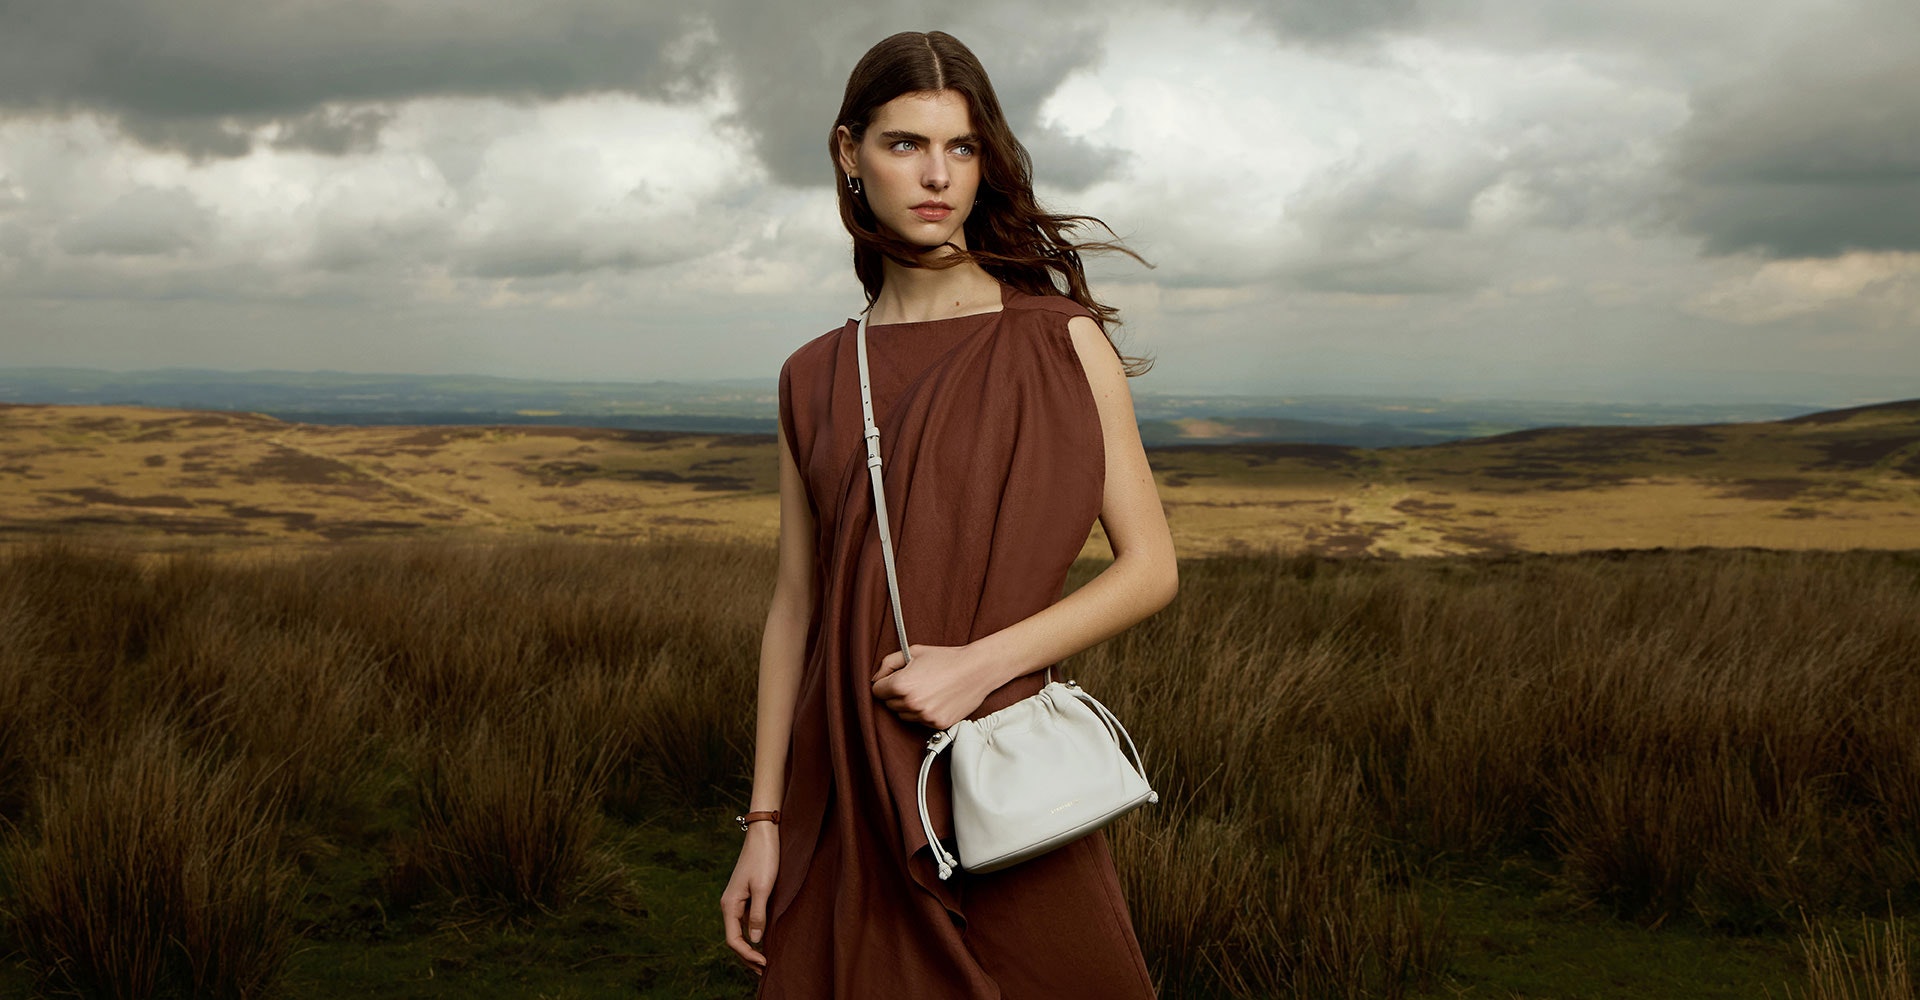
[878,129,982,145]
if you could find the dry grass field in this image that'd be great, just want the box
[2,398,1919,998]
[3,397,1917,560]
[0,537,1916,998]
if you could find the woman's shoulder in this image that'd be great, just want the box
[1000,284,1129,392]
[1003,284,1104,331]
[781,318,855,379]
[1001,287,1112,372]
[1005,283,1092,317]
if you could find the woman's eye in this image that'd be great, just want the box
[890,140,915,152]
[954,144,975,157]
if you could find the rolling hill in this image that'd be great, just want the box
[2,398,1915,559]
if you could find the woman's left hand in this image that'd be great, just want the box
[871,643,1000,731]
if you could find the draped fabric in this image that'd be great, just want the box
[758,279,1157,998]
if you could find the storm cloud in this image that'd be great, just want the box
[0,0,713,156]
[0,0,1913,403]
[0,0,1125,189]
[1664,0,1920,257]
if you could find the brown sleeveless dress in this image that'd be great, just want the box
[760,279,1158,997]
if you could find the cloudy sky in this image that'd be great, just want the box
[2,0,1916,406]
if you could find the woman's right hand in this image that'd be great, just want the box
[721,823,780,977]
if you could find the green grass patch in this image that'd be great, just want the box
[1417,859,1803,999]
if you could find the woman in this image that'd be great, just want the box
[720,29,1178,997]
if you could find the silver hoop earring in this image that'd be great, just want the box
[847,176,863,197]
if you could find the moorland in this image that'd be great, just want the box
[1,398,1917,998]
[2,397,1917,558]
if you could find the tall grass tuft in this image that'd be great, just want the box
[410,698,620,915]
[1110,745,1449,998]
[0,719,298,1000]
[1789,913,1916,1000]
[135,591,391,827]
[0,597,57,823]
[1078,554,1452,997]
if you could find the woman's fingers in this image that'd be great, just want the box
[721,889,766,970]
[873,643,925,681]
[749,885,769,947]
[721,890,744,949]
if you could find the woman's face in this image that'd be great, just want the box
[839,88,982,250]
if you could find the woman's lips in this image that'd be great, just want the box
[912,206,951,221]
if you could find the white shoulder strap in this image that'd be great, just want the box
[856,313,915,665]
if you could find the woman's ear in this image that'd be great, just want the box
[835,126,859,179]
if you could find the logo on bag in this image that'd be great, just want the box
[1050,798,1082,814]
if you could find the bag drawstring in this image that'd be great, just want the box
[917,728,960,879]
[1065,686,1158,804]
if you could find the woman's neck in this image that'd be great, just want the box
[870,256,1002,324]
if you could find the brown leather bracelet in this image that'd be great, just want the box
[736,809,780,831]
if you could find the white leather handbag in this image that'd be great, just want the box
[855,309,1160,880]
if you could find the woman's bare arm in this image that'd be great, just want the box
[963,315,1179,687]
[749,422,817,814]
[721,423,812,971]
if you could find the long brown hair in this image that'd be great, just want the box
[831,30,1156,377]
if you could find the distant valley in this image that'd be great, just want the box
[3,393,1915,559]
[0,366,1826,449]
